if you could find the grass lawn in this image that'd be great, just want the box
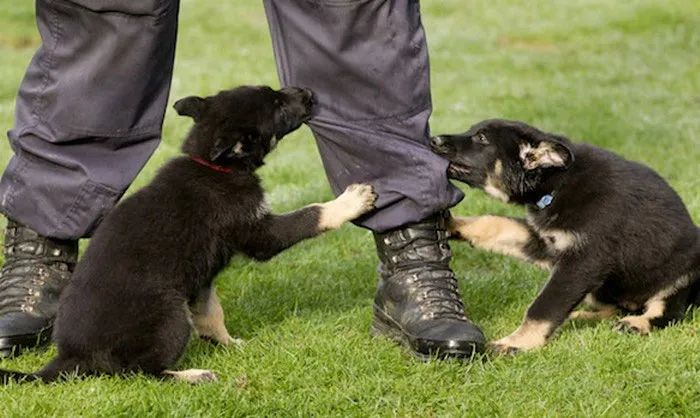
[1,0,699,416]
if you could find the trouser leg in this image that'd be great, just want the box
[0,0,180,240]
[264,0,463,233]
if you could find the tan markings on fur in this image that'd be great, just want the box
[483,160,510,202]
[519,142,565,170]
[163,369,218,384]
[570,305,617,320]
[570,293,619,320]
[449,215,552,270]
[190,287,242,346]
[526,214,586,255]
[540,229,586,253]
[617,274,692,334]
[491,318,553,352]
[317,183,376,231]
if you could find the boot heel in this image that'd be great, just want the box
[370,308,404,341]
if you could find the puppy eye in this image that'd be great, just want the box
[474,132,489,145]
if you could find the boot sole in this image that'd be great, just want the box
[370,306,481,361]
[0,327,52,358]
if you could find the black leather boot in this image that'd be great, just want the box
[371,212,485,360]
[0,220,78,357]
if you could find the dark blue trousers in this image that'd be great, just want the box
[0,0,462,239]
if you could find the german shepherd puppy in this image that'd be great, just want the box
[431,119,699,354]
[0,85,376,384]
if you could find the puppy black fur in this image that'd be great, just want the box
[0,85,376,383]
[432,119,699,353]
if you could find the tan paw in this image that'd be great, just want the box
[200,333,245,347]
[614,316,651,335]
[488,319,551,355]
[318,183,377,230]
[164,369,219,384]
[569,307,617,320]
[488,341,522,356]
[341,183,377,216]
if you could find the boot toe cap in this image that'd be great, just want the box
[413,320,486,358]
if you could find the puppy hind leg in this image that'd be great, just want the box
[615,278,693,334]
[191,287,242,346]
[617,291,689,334]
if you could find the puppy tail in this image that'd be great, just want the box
[0,355,81,385]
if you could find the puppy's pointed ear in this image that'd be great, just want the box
[520,139,573,170]
[173,96,207,120]
[210,137,245,162]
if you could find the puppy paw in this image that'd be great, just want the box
[223,336,246,347]
[614,316,651,335]
[164,369,219,384]
[202,333,245,347]
[446,216,478,241]
[318,184,377,230]
[569,307,617,321]
[343,183,377,215]
[488,341,522,356]
[488,319,551,355]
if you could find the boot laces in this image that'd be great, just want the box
[0,224,74,315]
[411,268,467,321]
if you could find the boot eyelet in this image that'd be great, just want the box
[383,238,391,245]
[52,249,62,256]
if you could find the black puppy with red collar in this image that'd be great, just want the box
[0,85,376,383]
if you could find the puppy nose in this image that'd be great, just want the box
[430,136,445,148]
[302,88,315,105]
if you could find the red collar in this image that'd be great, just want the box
[189,156,233,174]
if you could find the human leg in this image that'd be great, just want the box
[0,0,180,356]
[264,0,485,358]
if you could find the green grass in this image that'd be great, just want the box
[1,1,699,416]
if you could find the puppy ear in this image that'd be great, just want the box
[173,96,207,120]
[210,137,244,162]
[519,139,573,170]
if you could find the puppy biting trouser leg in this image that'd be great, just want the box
[264,0,463,232]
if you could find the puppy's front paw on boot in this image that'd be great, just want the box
[318,184,377,230]
[0,220,78,358]
[371,212,486,360]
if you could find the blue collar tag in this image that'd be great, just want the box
[536,194,554,209]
